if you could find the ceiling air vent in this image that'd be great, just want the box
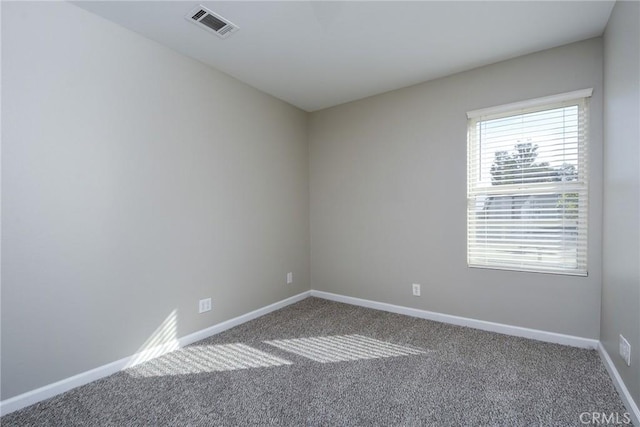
[186,5,239,39]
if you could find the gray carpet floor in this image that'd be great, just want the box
[1,297,632,426]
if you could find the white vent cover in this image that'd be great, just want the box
[186,5,239,39]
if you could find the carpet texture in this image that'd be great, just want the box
[1,297,632,426]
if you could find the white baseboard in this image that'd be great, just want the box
[597,343,640,426]
[310,290,599,349]
[0,290,311,416]
[4,289,631,419]
[0,355,132,417]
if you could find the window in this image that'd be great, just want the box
[466,89,591,276]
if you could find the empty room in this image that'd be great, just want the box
[1,0,639,425]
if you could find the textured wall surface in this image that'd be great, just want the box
[1,1,309,400]
[310,39,604,339]
[602,0,640,409]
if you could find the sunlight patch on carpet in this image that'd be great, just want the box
[264,334,425,363]
[127,343,292,377]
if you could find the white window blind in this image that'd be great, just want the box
[467,90,591,276]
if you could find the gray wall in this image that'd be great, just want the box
[1,2,309,400]
[309,39,604,339]
[602,0,640,407]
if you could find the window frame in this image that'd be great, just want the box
[466,89,592,276]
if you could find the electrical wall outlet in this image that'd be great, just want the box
[287,272,293,284]
[199,298,212,313]
[412,283,421,297]
[619,335,631,366]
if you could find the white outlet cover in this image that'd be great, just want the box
[287,272,293,284]
[199,298,212,313]
[412,283,421,296]
[619,335,631,366]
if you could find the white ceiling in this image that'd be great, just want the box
[73,1,615,112]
